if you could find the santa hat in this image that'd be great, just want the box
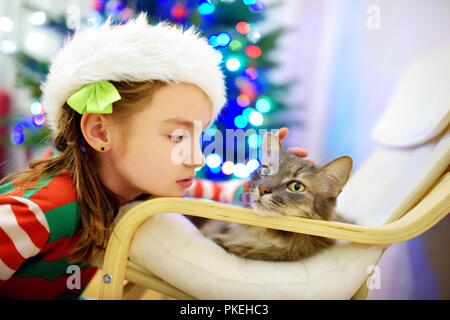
[41,12,227,129]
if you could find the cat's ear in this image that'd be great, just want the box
[262,132,284,159]
[318,156,353,197]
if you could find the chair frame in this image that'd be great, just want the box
[99,171,449,300]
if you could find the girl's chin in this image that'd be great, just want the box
[148,188,186,198]
[173,186,189,197]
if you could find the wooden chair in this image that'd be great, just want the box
[96,45,450,300]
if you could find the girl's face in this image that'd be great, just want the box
[99,83,212,203]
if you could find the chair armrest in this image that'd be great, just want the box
[99,172,449,299]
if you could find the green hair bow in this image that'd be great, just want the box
[67,81,121,114]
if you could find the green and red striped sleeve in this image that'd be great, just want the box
[185,178,245,203]
[0,195,50,282]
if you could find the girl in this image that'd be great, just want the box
[0,13,308,299]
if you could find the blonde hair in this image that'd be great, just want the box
[0,80,167,263]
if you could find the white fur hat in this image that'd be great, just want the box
[41,12,227,129]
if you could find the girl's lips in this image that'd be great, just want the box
[176,178,194,188]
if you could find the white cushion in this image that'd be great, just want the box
[127,212,383,299]
[372,45,450,147]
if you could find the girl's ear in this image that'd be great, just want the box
[80,113,111,152]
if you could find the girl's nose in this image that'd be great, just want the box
[189,154,205,169]
[185,141,205,169]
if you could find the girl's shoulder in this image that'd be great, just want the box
[0,170,81,241]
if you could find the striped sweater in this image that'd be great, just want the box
[0,169,244,299]
[0,171,97,299]
[185,178,245,204]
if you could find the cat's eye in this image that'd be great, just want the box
[287,181,305,193]
[259,166,270,176]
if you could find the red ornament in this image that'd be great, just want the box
[245,45,262,59]
[236,21,251,34]
[171,4,189,20]
[91,0,104,12]
[120,8,135,20]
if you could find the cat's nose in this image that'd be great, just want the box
[258,185,271,196]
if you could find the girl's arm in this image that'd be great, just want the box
[185,178,245,204]
[0,195,50,284]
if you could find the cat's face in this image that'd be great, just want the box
[247,133,353,220]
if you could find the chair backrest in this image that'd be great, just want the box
[337,45,450,227]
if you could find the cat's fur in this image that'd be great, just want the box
[200,133,353,261]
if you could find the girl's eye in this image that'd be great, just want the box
[170,135,184,142]
[259,166,270,176]
[287,181,305,193]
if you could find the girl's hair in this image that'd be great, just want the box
[0,80,167,263]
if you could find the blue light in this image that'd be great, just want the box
[248,133,261,149]
[198,2,215,15]
[234,115,248,128]
[249,1,266,12]
[13,124,23,133]
[255,96,272,113]
[217,32,231,47]
[11,124,24,145]
[19,116,33,128]
[242,107,253,119]
[209,32,231,48]
[208,35,219,47]
[204,124,217,136]
[208,165,222,174]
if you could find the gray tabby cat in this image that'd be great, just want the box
[200,133,353,261]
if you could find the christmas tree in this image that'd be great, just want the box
[2,0,301,181]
